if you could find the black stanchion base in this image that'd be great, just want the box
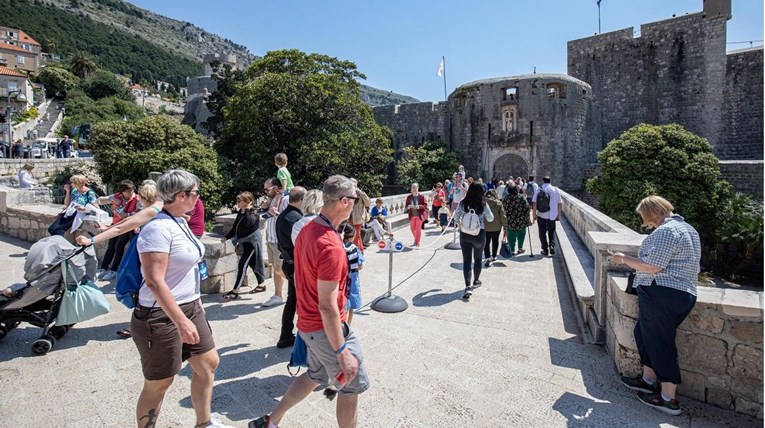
[444,241,461,250]
[371,295,409,313]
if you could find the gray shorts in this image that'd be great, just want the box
[299,323,370,395]
[266,242,283,271]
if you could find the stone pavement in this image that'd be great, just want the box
[0,225,759,427]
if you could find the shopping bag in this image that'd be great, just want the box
[499,242,512,259]
[287,332,308,376]
[57,263,111,325]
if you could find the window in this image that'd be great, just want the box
[17,56,24,64]
[546,83,566,99]
[503,87,518,101]
[8,81,17,92]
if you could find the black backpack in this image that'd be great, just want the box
[536,188,551,213]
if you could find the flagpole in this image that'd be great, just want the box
[442,56,447,101]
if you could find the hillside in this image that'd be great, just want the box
[44,0,254,64]
[360,84,419,106]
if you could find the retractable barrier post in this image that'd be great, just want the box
[371,236,408,313]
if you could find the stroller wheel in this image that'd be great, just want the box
[0,325,7,341]
[31,336,55,355]
[50,326,67,340]
[6,322,19,330]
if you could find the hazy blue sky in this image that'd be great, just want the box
[128,0,763,102]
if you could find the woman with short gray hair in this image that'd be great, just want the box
[131,169,231,428]
[292,189,324,244]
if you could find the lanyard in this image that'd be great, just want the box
[161,209,203,259]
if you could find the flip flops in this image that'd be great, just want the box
[116,329,132,339]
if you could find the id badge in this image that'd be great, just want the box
[198,260,209,281]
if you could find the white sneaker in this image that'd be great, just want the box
[101,271,116,281]
[262,295,284,307]
[96,268,106,277]
[196,415,235,428]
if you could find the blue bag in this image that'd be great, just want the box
[57,262,111,326]
[287,333,308,376]
[115,234,143,309]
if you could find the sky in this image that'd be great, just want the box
[127,0,763,102]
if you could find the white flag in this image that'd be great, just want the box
[436,57,444,77]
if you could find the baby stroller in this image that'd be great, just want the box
[0,236,97,355]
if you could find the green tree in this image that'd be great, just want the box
[88,116,224,210]
[81,70,134,101]
[36,66,79,96]
[396,140,460,188]
[587,124,727,241]
[217,49,392,198]
[60,88,145,137]
[69,52,97,79]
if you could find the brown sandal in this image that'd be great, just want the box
[222,291,241,300]
[251,284,267,293]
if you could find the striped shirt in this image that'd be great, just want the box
[265,196,288,244]
[635,214,701,296]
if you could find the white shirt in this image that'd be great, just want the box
[266,195,289,244]
[18,170,36,189]
[137,213,204,306]
[532,183,562,220]
[292,214,317,244]
[452,181,468,204]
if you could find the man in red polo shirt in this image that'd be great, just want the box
[250,175,370,428]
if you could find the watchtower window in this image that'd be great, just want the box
[504,87,518,101]
[546,83,566,99]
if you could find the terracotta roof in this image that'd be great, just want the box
[18,31,40,46]
[0,42,36,54]
[0,66,27,77]
[131,84,145,90]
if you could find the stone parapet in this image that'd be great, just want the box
[607,275,763,418]
[0,158,96,184]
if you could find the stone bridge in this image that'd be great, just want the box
[0,179,762,425]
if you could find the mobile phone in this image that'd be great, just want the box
[607,248,615,255]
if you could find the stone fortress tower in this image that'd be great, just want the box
[183,53,247,135]
[373,0,762,193]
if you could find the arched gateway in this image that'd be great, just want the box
[492,153,529,182]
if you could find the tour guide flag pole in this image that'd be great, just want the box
[437,56,447,101]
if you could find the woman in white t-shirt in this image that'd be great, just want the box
[131,170,231,428]
[291,189,324,244]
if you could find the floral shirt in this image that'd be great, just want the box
[502,194,530,230]
[70,188,98,207]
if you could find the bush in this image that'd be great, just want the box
[36,66,80,96]
[396,140,460,188]
[87,116,225,211]
[711,193,763,283]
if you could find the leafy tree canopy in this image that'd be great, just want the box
[81,70,134,102]
[216,49,392,198]
[60,88,145,138]
[88,115,224,210]
[36,66,80,96]
[587,123,728,240]
[70,52,97,79]
[397,140,460,189]
[202,60,247,138]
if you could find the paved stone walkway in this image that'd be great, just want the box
[0,225,759,427]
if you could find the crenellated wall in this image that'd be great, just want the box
[720,47,764,160]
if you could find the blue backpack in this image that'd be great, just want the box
[115,234,143,309]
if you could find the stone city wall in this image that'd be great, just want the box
[719,160,764,200]
[558,189,763,418]
[720,47,764,160]
[568,10,729,154]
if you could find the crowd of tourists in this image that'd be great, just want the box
[33,148,701,426]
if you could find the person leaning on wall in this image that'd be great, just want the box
[612,195,701,416]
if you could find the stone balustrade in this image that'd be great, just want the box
[558,189,763,418]
[0,158,96,184]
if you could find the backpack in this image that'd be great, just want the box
[460,208,481,236]
[115,234,143,308]
[536,187,551,213]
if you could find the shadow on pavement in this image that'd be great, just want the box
[0,320,129,360]
[412,288,466,307]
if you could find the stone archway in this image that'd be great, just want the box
[492,153,529,182]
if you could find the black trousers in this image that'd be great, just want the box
[634,284,696,384]
[280,267,297,342]
[101,231,134,270]
[233,241,265,291]
[537,217,557,252]
[484,230,501,259]
[460,230,486,287]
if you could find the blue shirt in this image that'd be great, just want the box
[635,214,701,296]
[371,206,388,218]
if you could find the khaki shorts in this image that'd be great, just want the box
[131,299,215,380]
[299,323,370,395]
[266,242,284,272]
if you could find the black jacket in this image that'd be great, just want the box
[276,204,303,273]
[225,208,260,240]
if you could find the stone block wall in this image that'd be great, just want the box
[606,275,763,418]
[0,158,96,184]
[719,160,764,200]
[720,47,764,160]
[568,10,729,153]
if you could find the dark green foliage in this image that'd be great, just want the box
[81,70,134,101]
[60,88,145,138]
[712,193,763,282]
[587,123,762,283]
[36,66,79,96]
[217,49,393,199]
[0,0,200,88]
[69,52,97,78]
[397,140,460,188]
[88,116,224,210]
